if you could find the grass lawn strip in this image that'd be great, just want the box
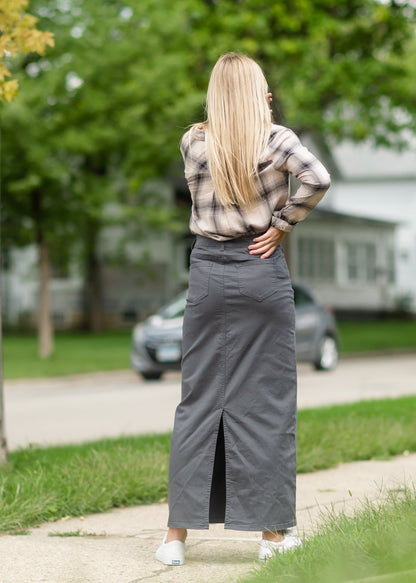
[337,319,416,353]
[296,396,416,473]
[242,487,416,583]
[3,319,416,379]
[0,434,170,533]
[2,331,131,379]
[0,396,415,533]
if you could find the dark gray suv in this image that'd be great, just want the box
[131,283,339,380]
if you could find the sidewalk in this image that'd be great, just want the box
[1,453,415,583]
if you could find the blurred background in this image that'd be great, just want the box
[1,0,416,376]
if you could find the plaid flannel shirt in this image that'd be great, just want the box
[180,123,331,241]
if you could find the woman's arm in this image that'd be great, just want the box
[249,128,330,258]
[270,128,331,233]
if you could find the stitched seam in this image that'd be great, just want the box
[202,261,226,527]
[236,256,282,301]
[186,262,213,305]
[222,261,231,525]
[223,519,297,531]
[203,413,224,529]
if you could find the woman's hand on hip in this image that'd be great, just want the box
[248,226,286,259]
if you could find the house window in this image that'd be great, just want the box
[345,241,379,284]
[365,243,377,282]
[297,237,335,281]
[387,248,395,284]
[346,242,359,281]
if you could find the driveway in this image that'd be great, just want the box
[4,353,416,450]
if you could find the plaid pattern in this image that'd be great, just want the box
[180,124,331,241]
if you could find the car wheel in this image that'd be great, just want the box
[141,371,163,381]
[314,335,339,371]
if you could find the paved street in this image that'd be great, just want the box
[3,353,416,450]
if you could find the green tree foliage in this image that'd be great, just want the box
[2,0,416,341]
[2,0,202,238]
[4,0,416,246]
[187,0,416,146]
[2,0,202,335]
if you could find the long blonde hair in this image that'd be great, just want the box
[199,53,271,208]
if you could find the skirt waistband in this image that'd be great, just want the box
[194,234,259,249]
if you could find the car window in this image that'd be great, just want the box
[293,286,314,307]
[159,292,187,319]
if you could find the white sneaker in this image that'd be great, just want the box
[258,528,302,561]
[155,533,186,566]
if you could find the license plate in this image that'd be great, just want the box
[156,343,181,363]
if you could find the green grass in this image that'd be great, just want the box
[337,318,416,353]
[2,331,131,379]
[242,488,416,583]
[296,397,416,473]
[3,320,416,380]
[48,530,101,537]
[1,396,416,534]
[0,433,170,533]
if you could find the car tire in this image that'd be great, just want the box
[141,371,163,381]
[314,335,339,371]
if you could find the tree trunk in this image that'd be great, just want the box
[38,237,54,358]
[0,288,9,466]
[84,220,104,332]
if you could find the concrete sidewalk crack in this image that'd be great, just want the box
[298,497,352,512]
[127,567,172,583]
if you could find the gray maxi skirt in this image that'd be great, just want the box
[167,234,297,532]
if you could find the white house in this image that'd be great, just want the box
[326,139,416,312]
[287,208,397,313]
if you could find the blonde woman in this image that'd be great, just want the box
[156,53,330,565]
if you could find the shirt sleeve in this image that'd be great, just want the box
[270,128,331,232]
[180,132,190,162]
[180,129,200,181]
